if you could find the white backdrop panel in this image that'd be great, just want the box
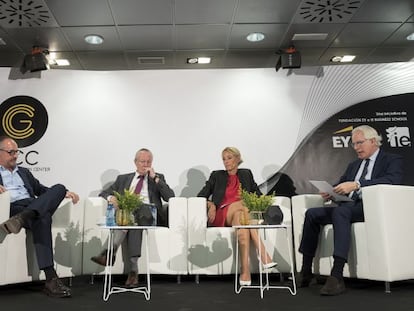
[1,63,413,202]
[0,68,311,200]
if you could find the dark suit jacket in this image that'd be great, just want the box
[0,166,50,198]
[197,168,261,207]
[336,148,403,196]
[99,172,174,226]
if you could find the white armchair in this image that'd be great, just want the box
[0,192,82,285]
[291,184,414,292]
[82,197,188,279]
[187,197,295,278]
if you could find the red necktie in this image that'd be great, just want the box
[134,175,144,194]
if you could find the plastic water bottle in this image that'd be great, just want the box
[150,205,157,226]
[106,203,115,226]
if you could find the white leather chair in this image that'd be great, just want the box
[292,184,414,292]
[82,197,188,279]
[187,196,295,279]
[0,192,82,285]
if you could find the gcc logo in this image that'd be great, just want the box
[386,127,411,147]
[0,96,48,147]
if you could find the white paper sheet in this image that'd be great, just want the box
[309,180,354,202]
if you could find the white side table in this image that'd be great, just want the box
[100,225,158,301]
[233,224,297,298]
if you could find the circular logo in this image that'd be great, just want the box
[0,96,48,147]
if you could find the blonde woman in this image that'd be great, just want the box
[198,147,277,285]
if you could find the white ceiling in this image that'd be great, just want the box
[0,0,413,71]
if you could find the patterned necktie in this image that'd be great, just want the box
[352,159,370,200]
[134,175,144,194]
[360,159,370,181]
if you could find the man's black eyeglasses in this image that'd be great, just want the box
[0,149,21,156]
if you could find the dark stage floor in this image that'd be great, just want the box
[1,275,413,311]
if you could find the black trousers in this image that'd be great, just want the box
[10,184,66,270]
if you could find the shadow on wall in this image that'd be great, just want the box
[54,221,84,275]
[81,236,106,274]
[176,166,209,198]
[26,231,41,279]
[0,229,6,243]
[188,232,233,270]
[89,169,120,196]
[166,218,188,271]
[261,164,281,184]
[52,201,83,274]
[259,172,297,198]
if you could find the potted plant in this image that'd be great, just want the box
[241,189,274,225]
[113,189,144,225]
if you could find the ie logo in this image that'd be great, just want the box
[386,127,411,147]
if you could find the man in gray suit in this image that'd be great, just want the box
[91,148,174,287]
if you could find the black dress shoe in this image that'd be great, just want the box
[44,277,71,298]
[320,276,346,296]
[90,251,115,266]
[0,214,24,234]
[297,271,315,288]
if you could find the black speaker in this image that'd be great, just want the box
[20,53,49,74]
[263,205,284,225]
[133,204,154,226]
[281,51,301,69]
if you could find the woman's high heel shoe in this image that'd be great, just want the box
[262,262,278,270]
[239,278,251,286]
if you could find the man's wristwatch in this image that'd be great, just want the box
[355,181,361,190]
[153,174,160,183]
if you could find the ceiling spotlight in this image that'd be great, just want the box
[331,56,342,62]
[407,32,414,41]
[187,58,198,64]
[84,34,104,45]
[341,55,356,62]
[246,32,265,42]
[186,57,211,64]
[47,52,70,66]
[55,59,70,66]
[197,57,211,64]
[330,55,356,63]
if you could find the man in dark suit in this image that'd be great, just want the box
[298,125,403,295]
[0,136,80,298]
[90,148,174,287]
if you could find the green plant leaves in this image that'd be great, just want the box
[241,189,274,211]
[113,189,144,212]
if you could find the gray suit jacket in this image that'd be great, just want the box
[99,172,174,226]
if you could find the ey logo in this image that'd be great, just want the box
[332,126,353,148]
[0,96,48,148]
[386,127,411,147]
